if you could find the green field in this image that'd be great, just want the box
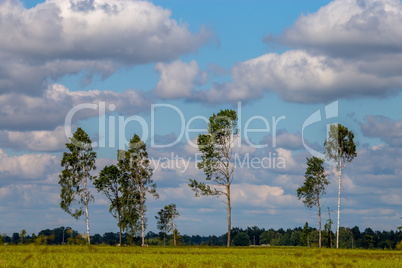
[0,246,401,267]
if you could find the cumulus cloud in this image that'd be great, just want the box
[155,60,205,99]
[0,126,68,152]
[192,0,402,104]
[0,0,210,94]
[344,145,402,189]
[194,49,402,104]
[278,0,402,57]
[0,149,59,183]
[360,115,402,147]
[0,83,151,131]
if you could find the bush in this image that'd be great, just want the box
[232,232,251,246]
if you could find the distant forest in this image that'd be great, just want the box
[2,224,401,249]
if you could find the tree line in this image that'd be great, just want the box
[1,224,401,249]
[58,109,238,246]
[54,108,399,249]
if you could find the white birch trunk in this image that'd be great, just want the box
[84,176,90,244]
[173,216,176,246]
[227,183,231,248]
[318,199,321,248]
[336,168,342,249]
[140,182,145,247]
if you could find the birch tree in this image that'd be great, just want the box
[94,165,125,245]
[118,133,158,246]
[20,229,26,244]
[189,109,238,247]
[59,128,96,244]
[156,203,180,246]
[297,156,329,248]
[325,123,357,249]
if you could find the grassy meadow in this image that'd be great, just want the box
[0,245,401,267]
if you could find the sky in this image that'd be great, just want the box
[0,0,401,237]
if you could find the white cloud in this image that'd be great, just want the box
[360,115,402,147]
[231,183,298,208]
[155,60,203,99]
[279,0,402,57]
[192,0,402,104]
[0,149,59,181]
[0,126,68,151]
[0,83,150,131]
[0,0,210,94]
[194,50,402,103]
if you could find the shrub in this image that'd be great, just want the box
[232,232,251,246]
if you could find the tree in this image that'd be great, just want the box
[155,209,169,246]
[94,164,125,245]
[301,222,313,247]
[189,109,238,247]
[20,229,26,244]
[118,133,158,246]
[59,127,96,244]
[0,233,5,244]
[12,233,20,244]
[325,123,357,249]
[260,230,274,245]
[155,203,180,246]
[232,232,251,246]
[297,157,329,248]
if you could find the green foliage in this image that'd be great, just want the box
[94,164,128,244]
[156,204,179,235]
[260,230,274,245]
[156,204,180,246]
[20,229,26,244]
[297,157,329,209]
[297,157,329,248]
[59,128,96,219]
[190,109,238,196]
[301,222,313,247]
[35,235,46,245]
[197,110,237,180]
[117,133,158,241]
[232,232,251,246]
[189,109,238,247]
[325,124,357,167]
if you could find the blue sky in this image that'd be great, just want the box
[0,0,401,237]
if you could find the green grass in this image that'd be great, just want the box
[0,245,401,267]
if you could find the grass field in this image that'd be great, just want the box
[0,245,401,267]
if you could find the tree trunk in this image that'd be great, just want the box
[318,199,321,248]
[227,184,231,248]
[84,176,91,244]
[173,216,176,246]
[140,183,145,247]
[336,168,342,249]
[118,209,122,245]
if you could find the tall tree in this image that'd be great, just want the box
[20,229,26,244]
[118,133,158,246]
[325,124,357,249]
[324,207,334,248]
[59,128,96,244]
[301,222,313,247]
[155,208,169,246]
[155,203,180,246]
[297,156,329,248]
[189,109,238,247]
[94,164,125,245]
